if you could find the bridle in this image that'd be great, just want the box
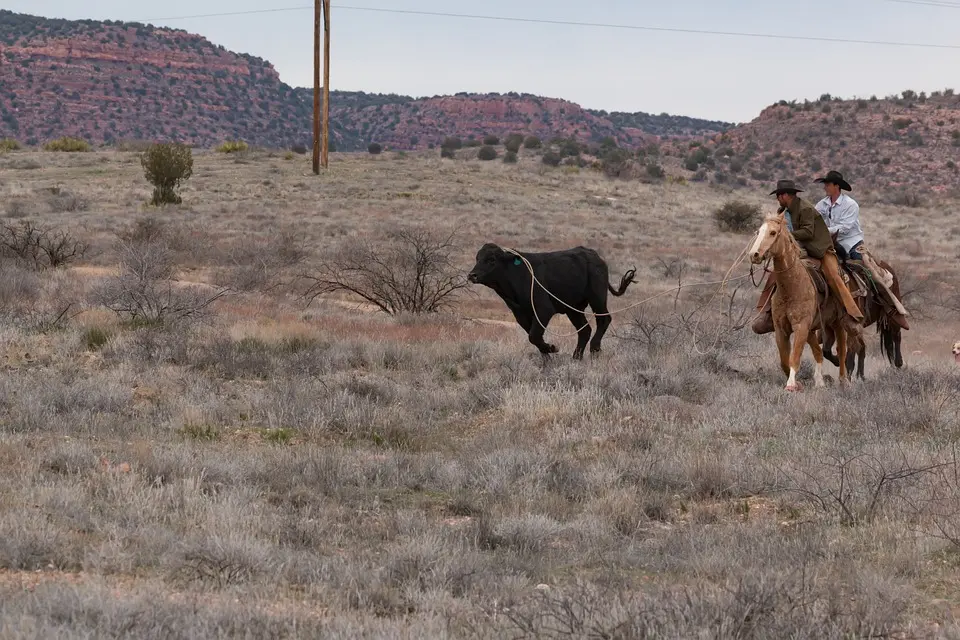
[750,214,799,285]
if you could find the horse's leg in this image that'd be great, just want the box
[836,324,849,385]
[775,328,792,377]
[821,326,840,367]
[857,341,866,379]
[806,331,826,388]
[785,324,809,392]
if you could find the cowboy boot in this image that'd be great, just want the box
[889,310,910,330]
[752,273,776,335]
[822,253,865,321]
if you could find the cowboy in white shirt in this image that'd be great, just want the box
[814,171,864,260]
[814,170,910,330]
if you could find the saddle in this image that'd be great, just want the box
[797,251,852,301]
[836,243,909,317]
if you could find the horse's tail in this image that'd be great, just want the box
[608,267,637,297]
[877,315,899,367]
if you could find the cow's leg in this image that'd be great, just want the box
[527,309,557,355]
[586,295,612,354]
[590,314,612,355]
[566,310,591,360]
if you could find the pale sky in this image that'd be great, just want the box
[6,0,960,123]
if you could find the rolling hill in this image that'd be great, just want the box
[0,10,729,151]
[657,91,960,194]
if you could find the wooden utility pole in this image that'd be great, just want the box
[312,0,321,174]
[322,0,330,169]
[312,0,331,173]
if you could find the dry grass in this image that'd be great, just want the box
[1,149,959,638]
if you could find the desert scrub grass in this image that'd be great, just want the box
[42,137,92,152]
[140,142,194,206]
[82,326,111,351]
[0,138,21,152]
[216,140,249,154]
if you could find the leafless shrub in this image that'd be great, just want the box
[217,227,310,292]
[300,226,470,314]
[172,537,268,588]
[0,220,89,271]
[490,575,912,639]
[92,237,229,327]
[780,447,944,526]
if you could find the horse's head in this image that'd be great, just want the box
[749,213,787,265]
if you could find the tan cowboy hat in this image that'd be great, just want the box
[769,179,804,196]
[814,170,852,191]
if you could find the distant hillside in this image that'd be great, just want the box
[0,10,731,150]
[0,10,315,148]
[295,90,733,151]
[658,91,960,193]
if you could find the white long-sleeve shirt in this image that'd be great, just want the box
[815,193,864,252]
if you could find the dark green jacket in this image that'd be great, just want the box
[786,196,833,259]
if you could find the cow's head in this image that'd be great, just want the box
[953,341,960,364]
[467,243,514,285]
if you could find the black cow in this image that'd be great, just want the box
[467,243,636,358]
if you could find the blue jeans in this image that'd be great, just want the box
[846,244,863,261]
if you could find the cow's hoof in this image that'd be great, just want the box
[572,351,584,360]
[545,344,558,353]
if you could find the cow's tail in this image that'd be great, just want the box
[608,267,637,297]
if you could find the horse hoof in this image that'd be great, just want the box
[785,382,803,393]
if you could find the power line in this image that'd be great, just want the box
[883,0,960,7]
[135,4,960,50]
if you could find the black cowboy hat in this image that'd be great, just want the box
[769,179,804,196]
[814,170,852,191]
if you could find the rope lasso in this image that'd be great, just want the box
[499,243,760,340]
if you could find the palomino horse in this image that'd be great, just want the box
[748,212,851,391]
[820,258,905,378]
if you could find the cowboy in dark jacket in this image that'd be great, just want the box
[752,179,864,337]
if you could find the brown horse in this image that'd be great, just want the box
[820,258,904,378]
[748,212,851,391]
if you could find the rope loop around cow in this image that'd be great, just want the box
[499,240,759,340]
